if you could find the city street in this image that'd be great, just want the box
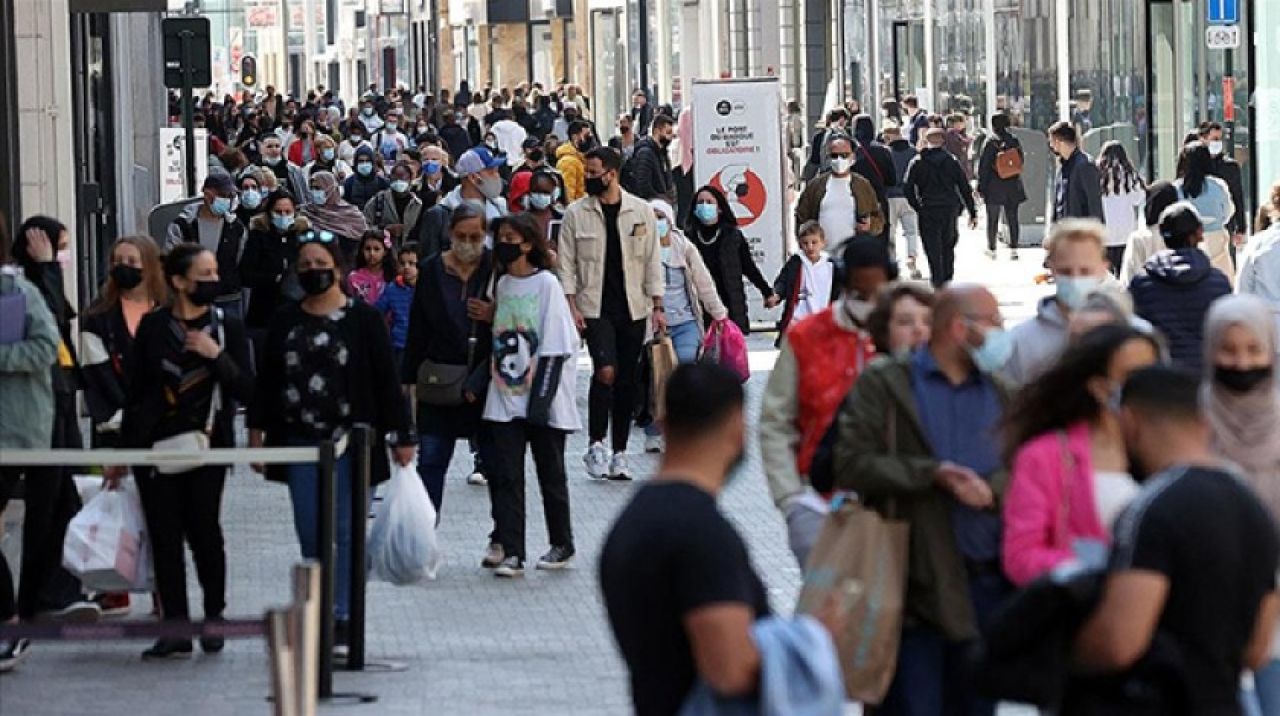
[0,227,1049,715]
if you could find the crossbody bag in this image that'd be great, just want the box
[416,263,494,406]
[152,309,224,474]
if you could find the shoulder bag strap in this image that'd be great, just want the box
[205,308,225,434]
[857,142,887,185]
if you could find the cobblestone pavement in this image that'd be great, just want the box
[0,228,1048,715]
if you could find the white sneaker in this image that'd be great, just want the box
[608,453,633,481]
[644,435,664,454]
[466,471,487,486]
[584,441,610,479]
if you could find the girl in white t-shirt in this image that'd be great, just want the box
[1098,141,1146,276]
[482,213,580,578]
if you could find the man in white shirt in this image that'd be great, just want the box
[794,135,883,251]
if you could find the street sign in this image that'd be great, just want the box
[162,17,211,88]
[1207,0,1238,24]
[1206,24,1241,50]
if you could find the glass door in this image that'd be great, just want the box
[891,20,926,102]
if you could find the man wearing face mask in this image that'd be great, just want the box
[416,145,458,208]
[165,171,249,320]
[559,147,664,481]
[1003,220,1116,385]
[555,119,593,202]
[759,237,895,566]
[256,133,310,202]
[1048,122,1104,223]
[1198,121,1248,248]
[413,146,508,259]
[834,284,1015,715]
[795,134,885,252]
[621,114,676,203]
[1073,367,1280,714]
[803,108,851,180]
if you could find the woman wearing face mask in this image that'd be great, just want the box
[415,147,458,208]
[514,171,564,248]
[363,161,424,241]
[82,236,168,449]
[483,214,580,577]
[1203,296,1280,712]
[241,191,310,351]
[342,145,390,211]
[287,119,318,167]
[641,199,728,453]
[235,172,266,227]
[1175,141,1236,284]
[759,237,896,566]
[684,185,778,333]
[401,205,496,521]
[305,135,352,183]
[302,170,370,260]
[113,244,254,659]
[249,235,416,651]
[1000,324,1163,587]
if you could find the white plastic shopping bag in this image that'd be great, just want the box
[62,486,146,592]
[367,461,441,584]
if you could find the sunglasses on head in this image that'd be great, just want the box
[299,230,337,244]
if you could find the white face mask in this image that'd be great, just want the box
[843,296,873,324]
[1207,140,1224,156]
[830,156,852,174]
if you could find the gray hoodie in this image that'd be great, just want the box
[1003,296,1070,386]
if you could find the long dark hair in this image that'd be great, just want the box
[686,184,737,236]
[492,214,554,271]
[1178,141,1213,197]
[1000,324,1161,463]
[13,215,67,284]
[1098,141,1145,196]
[357,230,397,282]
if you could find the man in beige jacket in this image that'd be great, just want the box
[558,146,665,481]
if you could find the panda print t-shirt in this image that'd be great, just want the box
[482,270,582,431]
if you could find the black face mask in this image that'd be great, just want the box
[493,242,524,266]
[110,264,144,290]
[188,279,220,306]
[298,268,337,296]
[575,138,593,153]
[527,150,544,163]
[584,176,607,196]
[1214,365,1274,393]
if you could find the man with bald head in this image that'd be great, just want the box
[833,284,1015,714]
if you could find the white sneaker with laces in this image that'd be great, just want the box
[644,435,664,453]
[584,441,610,479]
[608,453,633,481]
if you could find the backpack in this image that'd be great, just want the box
[995,142,1023,179]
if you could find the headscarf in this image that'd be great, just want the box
[1202,294,1280,514]
[301,171,368,240]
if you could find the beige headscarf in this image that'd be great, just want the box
[300,171,368,240]
[1203,294,1280,514]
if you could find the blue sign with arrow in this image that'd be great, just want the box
[1208,0,1238,24]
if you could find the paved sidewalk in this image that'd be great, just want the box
[0,228,1048,715]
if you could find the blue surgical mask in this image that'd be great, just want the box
[272,213,296,231]
[1054,275,1104,310]
[967,325,1013,374]
[694,203,718,225]
[321,147,336,161]
[357,162,374,176]
[526,192,553,210]
[311,188,328,204]
[655,218,670,237]
[241,189,263,210]
[390,179,410,194]
[423,160,442,175]
[210,196,232,216]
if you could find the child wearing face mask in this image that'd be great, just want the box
[773,221,838,343]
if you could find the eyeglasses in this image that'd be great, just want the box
[829,152,853,159]
[299,230,337,244]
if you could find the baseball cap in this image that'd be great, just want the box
[522,137,543,152]
[203,170,236,195]
[456,147,505,176]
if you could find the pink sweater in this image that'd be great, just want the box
[1001,421,1109,586]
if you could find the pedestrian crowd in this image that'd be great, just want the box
[0,80,1279,716]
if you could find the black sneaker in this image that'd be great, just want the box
[142,638,193,660]
[494,556,525,578]
[200,616,225,654]
[536,545,576,570]
[0,638,31,673]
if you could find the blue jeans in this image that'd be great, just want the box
[645,320,703,437]
[1243,659,1280,716]
[876,572,1009,716]
[417,433,485,513]
[285,445,355,620]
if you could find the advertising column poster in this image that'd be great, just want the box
[690,77,786,327]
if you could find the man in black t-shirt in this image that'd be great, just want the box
[599,365,780,715]
[1074,367,1280,715]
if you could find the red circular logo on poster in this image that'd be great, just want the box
[710,165,767,227]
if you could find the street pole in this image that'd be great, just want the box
[181,29,197,198]
[637,0,649,96]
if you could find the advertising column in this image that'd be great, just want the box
[691,77,786,326]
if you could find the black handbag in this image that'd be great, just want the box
[415,262,492,406]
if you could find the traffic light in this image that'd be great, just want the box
[241,55,257,88]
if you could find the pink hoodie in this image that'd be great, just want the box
[1001,421,1110,586]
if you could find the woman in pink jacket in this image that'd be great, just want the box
[999,324,1163,586]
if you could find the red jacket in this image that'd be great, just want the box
[786,308,876,476]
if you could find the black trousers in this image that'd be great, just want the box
[919,206,961,287]
[486,420,572,562]
[0,466,83,620]
[136,466,227,622]
[584,315,647,453]
[1105,246,1125,277]
[985,201,1021,251]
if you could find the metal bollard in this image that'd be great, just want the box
[316,438,337,699]
[346,424,373,671]
[292,562,320,716]
[266,608,297,716]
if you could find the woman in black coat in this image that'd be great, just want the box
[240,191,309,347]
[684,185,778,333]
[976,112,1028,259]
[248,234,414,648]
[114,243,255,659]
